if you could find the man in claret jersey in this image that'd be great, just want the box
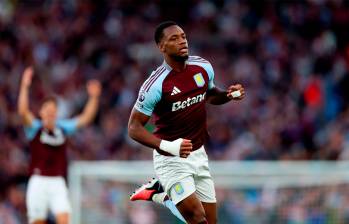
[128,21,245,224]
[18,67,101,224]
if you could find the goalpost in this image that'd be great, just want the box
[69,161,349,224]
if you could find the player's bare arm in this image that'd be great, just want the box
[206,84,245,105]
[76,80,101,128]
[128,109,192,158]
[18,66,35,126]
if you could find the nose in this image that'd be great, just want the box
[179,36,187,45]
[179,41,187,49]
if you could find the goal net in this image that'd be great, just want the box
[68,161,349,224]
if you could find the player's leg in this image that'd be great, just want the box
[48,177,71,224]
[201,202,217,224]
[194,146,217,224]
[163,199,186,222]
[175,192,207,224]
[55,212,70,224]
[130,178,186,222]
[153,150,206,223]
[131,177,208,223]
[26,176,49,224]
[195,178,217,224]
[168,177,208,224]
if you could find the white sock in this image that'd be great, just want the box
[151,192,167,204]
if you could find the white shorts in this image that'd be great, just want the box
[26,175,71,223]
[153,145,216,205]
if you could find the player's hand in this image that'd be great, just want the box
[179,139,192,158]
[87,80,101,98]
[227,84,245,100]
[159,138,192,157]
[21,67,34,88]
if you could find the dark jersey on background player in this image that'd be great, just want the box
[128,21,245,224]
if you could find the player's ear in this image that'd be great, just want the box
[158,41,165,53]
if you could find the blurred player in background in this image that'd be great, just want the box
[18,67,101,224]
[128,21,245,224]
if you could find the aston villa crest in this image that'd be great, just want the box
[193,73,205,87]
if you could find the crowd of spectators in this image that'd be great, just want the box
[1,0,349,223]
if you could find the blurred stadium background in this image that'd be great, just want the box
[1,0,349,223]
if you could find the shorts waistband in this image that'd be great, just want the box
[154,145,205,156]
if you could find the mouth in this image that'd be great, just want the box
[179,46,188,54]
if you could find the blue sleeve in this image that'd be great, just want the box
[57,118,78,136]
[203,62,215,90]
[24,119,42,140]
[133,75,162,116]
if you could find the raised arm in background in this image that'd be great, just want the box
[18,67,35,126]
[76,80,102,128]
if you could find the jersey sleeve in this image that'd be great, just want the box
[56,118,78,136]
[24,119,42,140]
[133,76,162,116]
[204,62,215,90]
[189,56,215,89]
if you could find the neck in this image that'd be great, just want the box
[164,55,186,72]
[44,122,55,131]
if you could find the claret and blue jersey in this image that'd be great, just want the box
[134,56,215,151]
[24,118,78,177]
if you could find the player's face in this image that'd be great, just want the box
[160,25,189,61]
[40,101,57,128]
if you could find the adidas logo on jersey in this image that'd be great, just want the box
[171,86,181,96]
[172,93,206,112]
